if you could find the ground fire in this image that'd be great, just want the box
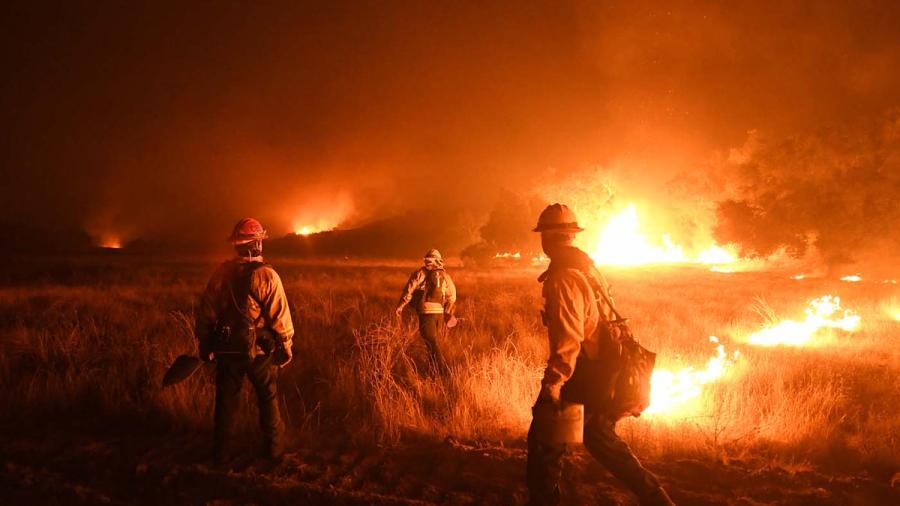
[4,2,900,504]
[745,295,861,347]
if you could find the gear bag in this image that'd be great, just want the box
[211,261,268,358]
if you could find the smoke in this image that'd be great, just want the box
[2,1,900,255]
[714,113,900,268]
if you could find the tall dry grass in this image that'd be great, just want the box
[0,257,897,478]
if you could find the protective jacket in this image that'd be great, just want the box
[398,267,457,315]
[196,256,294,357]
[538,246,617,390]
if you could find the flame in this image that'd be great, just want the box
[494,252,522,259]
[645,336,740,416]
[746,295,860,347]
[840,274,862,282]
[294,225,327,236]
[791,274,806,280]
[289,192,353,237]
[882,298,900,321]
[98,235,122,249]
[584,204,737,267]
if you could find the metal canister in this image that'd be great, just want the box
[532,401,585,444]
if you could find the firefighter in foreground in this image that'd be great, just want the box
[527,204,674,506]
[395,249,457,374]
[195,218,294,464]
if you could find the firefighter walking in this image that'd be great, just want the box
[395,249,457,375]
[527,204,674,506]
[195,218,294,464]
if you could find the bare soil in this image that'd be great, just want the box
[2,423,896,505]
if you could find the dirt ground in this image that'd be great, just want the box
[2,422,897,505]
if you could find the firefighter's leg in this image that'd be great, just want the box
[583,413,674,506]
[418,314,449,375]
[526,409,566,506]
[213,358,244,463]
[249,355,284,459]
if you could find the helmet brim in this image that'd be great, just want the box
[228,234,268,244]
[532,224,585,233]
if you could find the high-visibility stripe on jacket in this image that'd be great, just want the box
[196,256,294,352]
[398,267,457,315]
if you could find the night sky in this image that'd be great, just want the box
[3,1,899,254]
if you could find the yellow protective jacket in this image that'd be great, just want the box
[196,256,294,354]
[539,247,616,390]
[398,267,457,315]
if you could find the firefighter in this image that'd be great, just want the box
[527,204,674,506]
[395,249,457,375]
[195,217,294,464]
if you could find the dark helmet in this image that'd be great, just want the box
[533,204,584,233]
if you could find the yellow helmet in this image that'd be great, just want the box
[533,203,584,233]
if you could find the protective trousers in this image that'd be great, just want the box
[418,313,450,375]
[213,355,284,461]
[526,407,672,506]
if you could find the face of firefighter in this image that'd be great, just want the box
[541,232,575,257]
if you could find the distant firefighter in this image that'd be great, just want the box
[395,249,457,375]
[527,204,674,506]
[195,217,294,464]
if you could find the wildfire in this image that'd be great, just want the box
[645,336,740,416]
[882,298,900,321]
[746,295,860,347]
[98,235,122,249]
[583,204,737,267]
[840,274,862,282]
[495,252,521,259]
[791,274,806,280]
[294,225,328,236]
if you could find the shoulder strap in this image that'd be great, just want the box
[586,272,625,322]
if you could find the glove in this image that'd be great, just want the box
[272,341,293,368]
[538,383,562,405]
[198,339,214,363]
[445,313,458,328]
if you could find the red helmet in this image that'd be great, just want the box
[228,217,268,244]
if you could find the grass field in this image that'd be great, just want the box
[1,255,898,504]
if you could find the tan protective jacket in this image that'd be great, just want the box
[196,257,294,352]
[540,249,616,390]
[398,268,457,315]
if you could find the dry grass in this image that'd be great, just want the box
[0,257,897,479]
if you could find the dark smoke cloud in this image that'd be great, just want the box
[714,113,900,268]
[2,1,899,254]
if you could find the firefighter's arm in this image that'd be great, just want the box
[396,269,424,313]
[541,274,586,400]
[443,273,457,316]
[253,267,295,364]
[195,265,224,361]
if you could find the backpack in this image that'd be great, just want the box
[542,249,656,418]
[423,269,446,304]
[211,261,268,357]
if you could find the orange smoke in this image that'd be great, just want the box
[98,236,122,249]
[289,192,353,236]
